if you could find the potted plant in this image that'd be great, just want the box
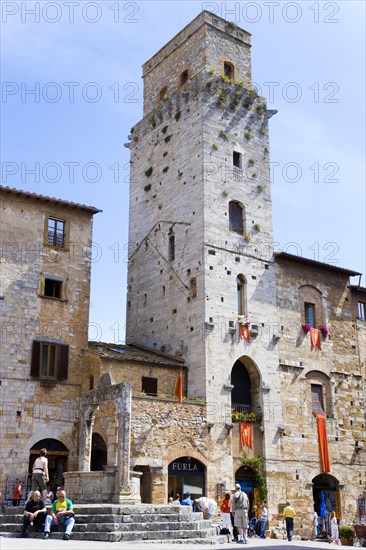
[319,325,329,338]
[302,323,311,334]
[339,525,355,545]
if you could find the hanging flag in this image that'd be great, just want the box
[310,328,322,351]
[239,324,250,342]
[315,413,330,472]
[240,422,252,449]
[175,368,183,404]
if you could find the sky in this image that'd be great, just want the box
[2,0,365,343]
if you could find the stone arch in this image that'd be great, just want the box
[231,355,262,411]
[312,473,341,524]
[91,432,107,471]
[305,370,334,418]
[29,438,69,490]
[299,284,324,327]
[168,455,206,501]
[235,464,256,517]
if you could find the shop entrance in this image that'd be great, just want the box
[235,465,257,518]
[168,456,205,501]
[312,473,341,536]
[29,438,69,494]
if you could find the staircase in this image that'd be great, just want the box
[0,504,228,544]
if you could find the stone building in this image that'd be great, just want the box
[0,186,101,502]
[1,10,365,539]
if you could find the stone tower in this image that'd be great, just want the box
[126,12,283,483]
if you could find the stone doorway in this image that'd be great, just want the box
[91,433,107,471]
[168,456,205,501]
[312,473,341,535]
[29,438,68,494]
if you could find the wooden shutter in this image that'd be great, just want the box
[30,341,41,377]
[57,344,69,380]
[311,384,324,414]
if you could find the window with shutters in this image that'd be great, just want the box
[229,201,244,234]
[311,384,324,414]
[141,376,158,396]
[30,340,69,381]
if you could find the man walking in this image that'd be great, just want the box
[232,483,249,544]
[283,501,296,541]
[43,489,75,541]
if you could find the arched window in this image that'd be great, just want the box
[237,274,247,315]
[159,86,168,100]
[224,61,234,79]
[299,285,324,327]
[229,201,244,234]
[180,70,189,86]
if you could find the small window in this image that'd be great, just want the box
[169,234,175,261]
[358,301,366,321]
[159,86,168,100]
[142,376,157,396]
[89,375,94,390]
[47,217,65,248]
[305,302,315,327]
[224,62,234,79]
[30,340,69,381]
[180,70,189,86]
[44,278,62,299]
[190,278,197,299]
[311,384,324,414]
[233,151,242,168]
[229,201,244,234]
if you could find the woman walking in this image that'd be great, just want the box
[329,511,340,544]
[27,448,49,503]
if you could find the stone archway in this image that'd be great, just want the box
[312,473,341,534]
[231,356,262,412]
[168,456,206,501]
[29,439,69,493]
[91,433,107,471]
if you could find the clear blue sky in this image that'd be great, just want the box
[2,1,365,343]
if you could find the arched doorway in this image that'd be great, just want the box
[235,465,256,518]
[168,456,205,501]
[91,433,107,471]
[312,473,341,535]
[29,439,68,494]
[231,357,261,414]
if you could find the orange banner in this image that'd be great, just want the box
[316,413,330,472]
[175,369,183,404]
[240,422,252,449]
[310,328,322,351]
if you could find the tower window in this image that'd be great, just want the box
[169,234,175,261]
[44,278,62,299]
[305,302,315,327]
[224,62,234,79]
[358,301,365,321]
[237,275,247,315]
[159,86,168,100]
[311,384,324,414]
[229,201,244,234]
[233,151,242,168]
[180,70,189,86]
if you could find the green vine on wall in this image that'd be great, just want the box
[242,452,268,502]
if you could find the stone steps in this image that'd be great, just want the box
[0,504,226,544]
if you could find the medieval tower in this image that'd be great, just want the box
[126,11,285,492]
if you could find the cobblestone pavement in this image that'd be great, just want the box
[0,536,339,550]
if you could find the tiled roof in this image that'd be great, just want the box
[0,185,101,214]
[87,341,186,368]
[275,252,361,277]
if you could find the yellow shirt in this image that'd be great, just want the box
[283,505,296,518]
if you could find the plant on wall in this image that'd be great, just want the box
[241,453,268,501]
[144,184,151,192]
[257,185,263,193]
[145,167,153,177]
[253,223,261,231]
[244,131,252,140]
[219,130,228,141]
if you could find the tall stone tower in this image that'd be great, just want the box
[126,12,283,480]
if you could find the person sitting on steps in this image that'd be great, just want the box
[43,489,75,541]
[20,490,47,538]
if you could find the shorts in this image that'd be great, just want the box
[31,472,46,492]
[234,509,248,529]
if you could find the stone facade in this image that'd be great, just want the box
[0,186,100,502]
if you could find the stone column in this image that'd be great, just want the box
[114,383,133,502]
[78,405,98,471]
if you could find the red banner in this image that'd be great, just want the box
[310,328,322,351]
[175,369,183,404]
[239,324,250,342]
[240,422,252,449]
[316,413,330,472]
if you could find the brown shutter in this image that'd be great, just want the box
[30,341,41,377]
[57,345,69,380]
